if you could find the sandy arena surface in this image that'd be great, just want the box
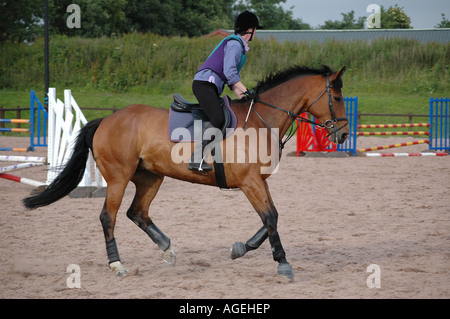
[0,136,449,299]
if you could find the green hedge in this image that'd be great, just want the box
[1,33,448,96]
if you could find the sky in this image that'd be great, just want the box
[282,0,450,29]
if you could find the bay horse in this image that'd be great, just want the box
[23,65,349,280]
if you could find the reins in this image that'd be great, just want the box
[243,74,349,149]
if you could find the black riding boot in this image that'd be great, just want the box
[188,122,213,172]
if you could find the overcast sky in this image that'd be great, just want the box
[282,0,450,29]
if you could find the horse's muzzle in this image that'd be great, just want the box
[329,130,349,144]
[326,121,349,144]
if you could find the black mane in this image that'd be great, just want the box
[255,65,336,94]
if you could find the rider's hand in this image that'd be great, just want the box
[244,89,258,100]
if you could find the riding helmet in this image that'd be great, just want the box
[234,10,263,34]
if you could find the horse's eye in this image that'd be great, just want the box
[334,96,341,102]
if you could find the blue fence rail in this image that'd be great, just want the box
[305,96,448,155]
[337,97,358,155]
[0,91,48,152]
[30,90,48,150]
[342,96,448,154]
[429,97,450,152]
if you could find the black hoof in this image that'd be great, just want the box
[230,242,247,259]
[277,263,294,281]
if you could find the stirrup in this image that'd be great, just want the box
[188,157,212,173]
[198,158,212,173]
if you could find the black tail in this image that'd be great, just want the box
[23,118,104,210]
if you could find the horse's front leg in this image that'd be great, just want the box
[264,204,294,280]
[238,179,294,280]
[230,226,268,259]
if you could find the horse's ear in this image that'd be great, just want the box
[335,66,347,80]
[331,66,346,90]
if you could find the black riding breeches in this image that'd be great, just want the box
[192,80,224,129]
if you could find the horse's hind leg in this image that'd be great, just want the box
[100,182,129,277]
[127,169,176,265]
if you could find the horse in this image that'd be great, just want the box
[23,65,349,280]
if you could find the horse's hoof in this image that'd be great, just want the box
[277,263,294,281]
[230,242,247,260]
[109,261,129,278]
[163,245,176,266]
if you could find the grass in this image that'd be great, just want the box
[0,81,435,123]
[0,85,439,130]
[0,88,443,144]
[1,33,448,126]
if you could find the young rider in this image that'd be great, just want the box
[188,10,262,172]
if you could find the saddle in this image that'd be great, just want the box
[168,94,238,190]
[168,94,237,143]
[170,94,200,112]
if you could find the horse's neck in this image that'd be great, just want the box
[254,80,309,136]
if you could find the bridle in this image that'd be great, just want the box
[243,74,349,149]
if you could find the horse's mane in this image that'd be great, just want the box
[254,65,336,94]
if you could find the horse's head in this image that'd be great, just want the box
[305,66,349,144]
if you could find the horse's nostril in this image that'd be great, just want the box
[341,133,349,141]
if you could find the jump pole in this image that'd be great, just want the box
[356,131,429,136]
[0,128,31,133]
[0,155,47,187]
[0,162,44,174]
[0,118,33,151]
[0,119,30,124]
[0,155,47,163]
[365,152,448,157]
[0,173,45,187]
[0,148,30,152]
[357,123,430,129]
[357,139,429,153]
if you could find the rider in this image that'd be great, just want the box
[188,10,262,172]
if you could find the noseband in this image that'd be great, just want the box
[305,75,348,134]
[243,74,349,149]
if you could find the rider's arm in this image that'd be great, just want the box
[230,81,247,99]
[223,41,247,98]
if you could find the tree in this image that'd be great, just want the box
[48,0,130,37]
[319,10,365,29]
[2,0,314,40]
[435,13,450,28]
[233,0,311,30]
[125,0,181,36]
[172,0,235,37]
[0,0,42,42]
[126,0,235,37]
[380,5,412,29]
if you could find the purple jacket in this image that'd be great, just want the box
[195,34,248,94]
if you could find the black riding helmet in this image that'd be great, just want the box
[234,10,263,40]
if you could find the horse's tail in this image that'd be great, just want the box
[23,118,104,210]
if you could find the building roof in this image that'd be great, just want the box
[215,29,450,44]
[205,29,232,38]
